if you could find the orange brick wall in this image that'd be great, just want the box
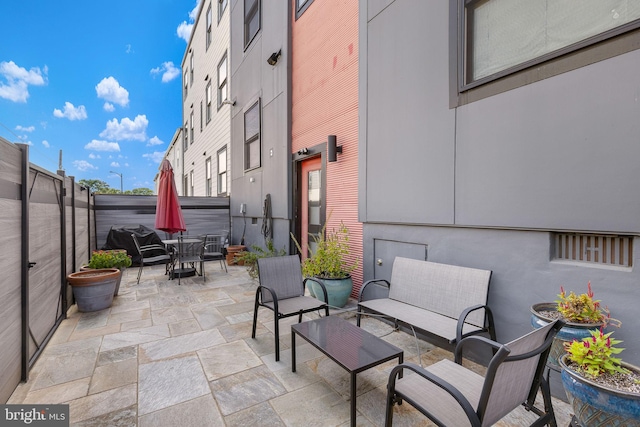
[291,0,362,295]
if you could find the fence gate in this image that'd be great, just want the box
[25,164,67,373]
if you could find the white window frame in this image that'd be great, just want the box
[205,156,212,196]
[218,0,228,23]
[205,81,212,123]
[217,147,227,195]
[217,53,228,109]
[244,99,261,171]
[206,3,212,49]
[244,0,260,49]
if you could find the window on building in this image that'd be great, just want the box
[217,53,228,108]
[460,0,640,90]
[183,71,188,97]
[217,147,227,195]
[244,0,260,49]
[244,99,260,170]
[219,0,228,22]
[205,157,212,196]
[190,53,194,86]
[295,0,313,19]
[200,101,203,132]
[553,233,633,268]
[205,81,212,123]
[189,112,194,144]
[184,174,188,195]
[206,3,212,49]
[183,122,189,152]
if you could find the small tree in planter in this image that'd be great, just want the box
[560,329,640,425]
[237,239,287,280]
[291,221,359,308]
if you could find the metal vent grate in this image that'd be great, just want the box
[554,233,633,267]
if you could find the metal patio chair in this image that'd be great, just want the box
[131,233,172,284]
[251,255,330,361]
[385,319,564,427]
[200,233,227,272]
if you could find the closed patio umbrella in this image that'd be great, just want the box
[155,159,186,236]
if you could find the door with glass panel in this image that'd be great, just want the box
[300,157,323,260]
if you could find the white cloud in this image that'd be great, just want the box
[88,153,101,159]
[103,102,115,112]
[176,0,201,42]
[53,102,88,120]
[95,76,129,108]
[99,115,148,141]
[16,125,35,132]
[143,151,165,164]
[42,140,50,148]
[147,136,164,146]
[150,62,180,83]
[73,160,97,171]
[0,61,47,102]
[125,44,133,54]
[124,163,130,167]
[110,162,120,167]
[84,139,120,152]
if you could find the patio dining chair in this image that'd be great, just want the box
[251,255,330,361]
[385,319,564,427]
[131,233,172,284]
[200,233,227,272]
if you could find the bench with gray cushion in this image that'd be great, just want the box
[357,257,495,346]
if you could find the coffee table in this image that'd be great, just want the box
[291,316,403,427]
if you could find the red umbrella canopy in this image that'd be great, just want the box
[155,159,186,234]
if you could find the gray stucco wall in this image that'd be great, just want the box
[359,0,640,389]
[229,0,292,251]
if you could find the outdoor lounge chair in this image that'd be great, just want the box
[131,233,172,284]
[251,255,330,361]
[385,319,564,427]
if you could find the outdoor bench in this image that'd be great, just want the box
[356,257,496,347]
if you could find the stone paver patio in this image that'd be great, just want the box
[8,263,573,426]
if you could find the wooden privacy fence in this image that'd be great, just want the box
[0,139,95,403]
[0,138,230,403]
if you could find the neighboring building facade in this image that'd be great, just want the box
[291,0,362,293]
[181,0,231,198]
[359,0,640,369]
[155,127,183,195]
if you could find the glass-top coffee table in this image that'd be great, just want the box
[291,316,403,427]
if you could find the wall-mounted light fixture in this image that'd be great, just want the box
[204,74,209,81]
[221,99,236,106]
[267,49,282,66]
[297,148,309,155]
[327,135,342,162]
[203,151,206,156]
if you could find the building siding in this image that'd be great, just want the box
[292,0,362,294]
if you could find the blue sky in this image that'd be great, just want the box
[0,0,201,191]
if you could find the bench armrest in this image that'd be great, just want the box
[456,304,496,344]
[357,279,390,302]
[453,335,504,364]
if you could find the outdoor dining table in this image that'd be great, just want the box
[162,238,202,278]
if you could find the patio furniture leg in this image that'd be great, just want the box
[251,291,259,339]
[274,314,280,361]
[350,372,356,427]
[291,330,296,372]
[137,264,143,284]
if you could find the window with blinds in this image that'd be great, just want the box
[554,233,633,268]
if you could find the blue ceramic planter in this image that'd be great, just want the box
[308,276,353,308]
[531,302,605,370]
[560,354,640,426]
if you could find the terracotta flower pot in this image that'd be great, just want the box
[67,268,120,312]
[226,245,246,265]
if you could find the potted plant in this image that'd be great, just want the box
[67,268,121,312]
[237,239,287,280]
[559,329,640,426]
[82,249,132,295]
[292,221,359,308]
[531,282,620,369]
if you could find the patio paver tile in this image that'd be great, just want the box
[138,395,223,427]
[69,384,137,423]
[198,340,262,381]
